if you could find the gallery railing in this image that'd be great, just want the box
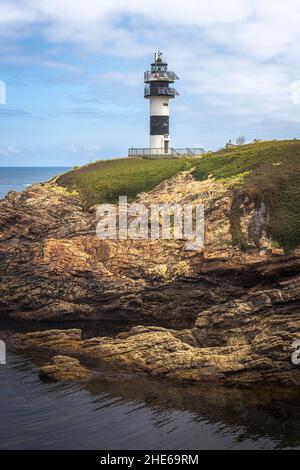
[128,148,205,158]
[144,85,179,98]
[144,71,179,83]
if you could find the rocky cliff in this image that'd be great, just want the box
[1,171,299,323]
[0,166,299,386]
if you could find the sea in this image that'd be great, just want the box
[0,167,71,199]
[0,168,299,450]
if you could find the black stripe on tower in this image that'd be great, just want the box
[150,116,169,135]
[150,82,170,95]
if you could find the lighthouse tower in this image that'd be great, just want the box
[144,52,179,155]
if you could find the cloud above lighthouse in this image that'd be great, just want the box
[1,0,300,164]
[0,0,298,58]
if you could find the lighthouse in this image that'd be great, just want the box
[128,53,203,158]
[144,52,179,155]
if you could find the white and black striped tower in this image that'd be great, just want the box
[144,52,179,155]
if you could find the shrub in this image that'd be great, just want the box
[192,139,300,252]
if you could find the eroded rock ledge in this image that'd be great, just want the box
[39,355,92,381]
[4,271,300,386]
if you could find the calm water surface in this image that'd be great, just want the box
[0,322,299,450]
[0,167,70,199]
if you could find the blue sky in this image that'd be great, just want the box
[1,0,300,166]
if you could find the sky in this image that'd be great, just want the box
[1,0,300,166]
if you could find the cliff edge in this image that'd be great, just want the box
[1,140,300,385]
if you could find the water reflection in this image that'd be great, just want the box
[87,368,300,449]
[0,349,299,450]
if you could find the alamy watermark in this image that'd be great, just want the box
[291,340,300,366]
[0,340,6,365]
[96,196,205,251]
[0,80,6,105]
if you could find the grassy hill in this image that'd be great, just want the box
[57,140,300,252]
[56,157,194,206]
[192,140,300,252]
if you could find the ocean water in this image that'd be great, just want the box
[0,322,299,450]
[0,167,70,199]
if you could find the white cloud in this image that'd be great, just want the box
[0,2,35,25]
[0,145,22,157]
[0,1,297,61]
[64,143,101,156]
[1,0,300,123]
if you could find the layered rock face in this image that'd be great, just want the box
[0,180,241,325]
[0,173,299,324]
[0,172,299,385]
[5,296,300,385]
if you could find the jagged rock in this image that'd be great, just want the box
[39,355,91,381]
[0,174,299,325]
[4,271,299,388]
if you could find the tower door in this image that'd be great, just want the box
[164,140,169,154]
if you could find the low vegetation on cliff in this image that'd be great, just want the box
[193,140,300,252]
[57,158,193,206]
[57,140,300,252]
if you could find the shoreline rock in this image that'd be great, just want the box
[2,255,299,386]
[39,355,92,381]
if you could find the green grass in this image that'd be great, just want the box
[57,141,300,252]
[56,157,193,206]
[192,140,300,252]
